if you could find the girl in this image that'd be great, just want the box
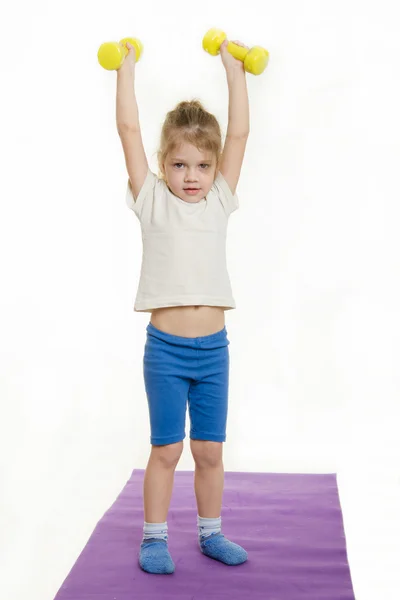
[116,38,250,574]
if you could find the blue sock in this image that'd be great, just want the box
[197,515,248,566]
[139,521,175,574]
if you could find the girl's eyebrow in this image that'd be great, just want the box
[171,158,212,163]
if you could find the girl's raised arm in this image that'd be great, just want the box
[116,44,149,200]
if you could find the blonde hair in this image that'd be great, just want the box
[156,99,223,182]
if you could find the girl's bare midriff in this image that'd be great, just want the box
[150,306,226,337]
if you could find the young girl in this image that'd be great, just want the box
[116,38,250,574]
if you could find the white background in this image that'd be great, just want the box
[1,1,399,598]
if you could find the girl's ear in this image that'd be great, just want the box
[159,161,166,181]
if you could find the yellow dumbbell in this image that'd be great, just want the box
[202,28,269,75]
[97,37,143,71]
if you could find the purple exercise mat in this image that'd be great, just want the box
[54,469,355,599]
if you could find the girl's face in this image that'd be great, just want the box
[162,142,217,203]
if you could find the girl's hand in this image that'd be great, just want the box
[119,41,137,71]
[220,39,249,73]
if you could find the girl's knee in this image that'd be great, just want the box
[151,441,183,468]
[190,440,223,468]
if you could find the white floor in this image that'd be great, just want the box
[2,467,399,600]
[336,470,400,600]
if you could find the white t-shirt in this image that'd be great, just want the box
[126,168,239,313]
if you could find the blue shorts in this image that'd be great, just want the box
[143,322,230,446]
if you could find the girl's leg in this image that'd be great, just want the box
[141,323,190,573]
[188,335,248,565]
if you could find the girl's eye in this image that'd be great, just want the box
[174,163,209,169]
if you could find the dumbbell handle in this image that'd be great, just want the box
[225,41,249,62]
